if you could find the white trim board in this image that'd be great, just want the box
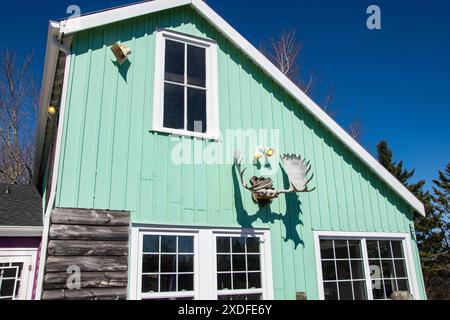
[0,226,43,237]
[38,0,424,216]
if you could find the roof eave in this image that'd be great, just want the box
[33,21,61,186]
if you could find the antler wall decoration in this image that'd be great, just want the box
[234,150,316,207]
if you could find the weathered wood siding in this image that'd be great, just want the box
[42,209,130,300]
[55,6,426,299]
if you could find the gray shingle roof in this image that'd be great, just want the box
[0,184,43,227]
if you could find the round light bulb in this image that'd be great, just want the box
[48,106,57,115]
[266,148,274,157]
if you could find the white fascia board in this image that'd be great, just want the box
[45,0,424,216]
[59,0,191,34]
[33,21,61,185]
[190,0,425,216]
[0,226,43,237]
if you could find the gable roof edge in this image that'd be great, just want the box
[54,0,425,216]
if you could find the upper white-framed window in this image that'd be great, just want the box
[129,226,273,300]
[0,249,38,300]
[152,28,220,141]
[313,231,421,300]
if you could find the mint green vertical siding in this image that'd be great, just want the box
[55,6,426,299]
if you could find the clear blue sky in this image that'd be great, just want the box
[1,0,448,189]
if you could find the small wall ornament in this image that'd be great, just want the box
[234,150,316,207]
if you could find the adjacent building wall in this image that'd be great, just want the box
[54,6,426,299]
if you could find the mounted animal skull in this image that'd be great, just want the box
[234,150,316,206]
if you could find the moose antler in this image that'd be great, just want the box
[234,150,316,206]
[275,154,316,195]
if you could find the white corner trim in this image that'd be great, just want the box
[0,226,43,237]
[35,51,73,300]
[313,230,421,300]
[43,0,424,216]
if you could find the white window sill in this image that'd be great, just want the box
[150,127,220,141]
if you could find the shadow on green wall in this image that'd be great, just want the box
[232,165,305,249]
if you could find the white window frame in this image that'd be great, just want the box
[129,226,273,300]
[313,231,421,300]
[212,230,273,300]
[0,248,38,300]
[133,229,199,300]
[152,28,220,141]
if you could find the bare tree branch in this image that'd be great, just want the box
[0,49,37,184]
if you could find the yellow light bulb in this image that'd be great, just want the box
[48,106,57,115]
[254,152,263,159]
[266,148,274,157]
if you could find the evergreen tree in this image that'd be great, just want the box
[376,140,449,299]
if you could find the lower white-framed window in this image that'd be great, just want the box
[0,249,38,300]
[137,230,198,300]
[314,231,420,300]
[214,234,265,300]
[130,227,273,300]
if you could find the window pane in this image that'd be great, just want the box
[351,260,365,280]
[353,281,367,300]
[379,241,392,258]
[165,40,184,83]
[187,45,206,87]
[366,240,379,258]
[217,273,231,290]
[248,272,262,289]
[232,238,246,253]
[247,255,261,271]
[334,240,349,259]
[232,255,246,271]
[143,235,159,253]
[163,83,184,130]
[142,275,158,293]
[217,237,230,253]
[384,279,396,298]
[160,274,177,292]
[0,279,15,297]
[161,236,177,253]
[219,294,262,301]
[178,237,194,253]
[368,260,382,279]
[246,238,260,253]
[394,260,407,278]
[338,281,353,300]
[324,282,338,300]
[161,254,176,272]
[187,88,206,133]
[348,240,362,259]
[178,255,194,273]
[372,278,385,299]
[320,240,334,259]
[397,279,409,291]
[217,255,231,272]
[3,266,19,278]
[233,273,246,289]
[322,261,337,281]
[142,254,159,273]
[391,241,404,258]
[336,260,351,280]
[381,260,395,279]
[178,274,194,291]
